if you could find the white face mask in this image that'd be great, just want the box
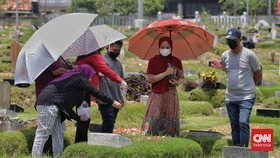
[160,48,171,57]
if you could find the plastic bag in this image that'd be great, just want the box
[77,101,92,119]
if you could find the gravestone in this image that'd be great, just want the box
[88,133,132,148]
[140,95,149,104]
[10,40,21,73]
[0,117,24,131]
[261,81,275,87]
[184,69,196,76]
[220,107,228,116]
[275,91,280,98]
[256,108,280,118]
[0,82,10,109]
[179,119,187,125]
[223,146,268,158]
[0,109,17,118]
[188,130,224,139]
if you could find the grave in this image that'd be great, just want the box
[256,108,280,118]
[223,146,268,158]
[140,95,149,104]
[220,107,228,116]
[0,82,10,109]
[261,81,275,87]
[275,91,280,98]
[88,133,132,148]
[188,130,224,139]
[0,116,24,131]
[184,69,196,76]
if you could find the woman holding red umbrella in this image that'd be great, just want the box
[142,36,184,137]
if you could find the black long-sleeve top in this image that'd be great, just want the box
[36,74,114,121]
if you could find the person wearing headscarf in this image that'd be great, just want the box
[32,64,122,158]
[142,36,184,137]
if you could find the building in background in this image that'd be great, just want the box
[0,0,32,15]
[34,0,71,14]
[163,0,220,19]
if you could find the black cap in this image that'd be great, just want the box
[225,28,241,40]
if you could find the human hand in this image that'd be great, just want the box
[120,80,128,90]
[80,114,89,121]
[112,100,123,110]
[169,79,179,86]
[165,67,175,76]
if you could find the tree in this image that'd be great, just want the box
[219,0,278,16]
[144,0,164,17]
[95,0,163,17]
[69,0,97,13]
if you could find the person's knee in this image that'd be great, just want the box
[239,121,249,129]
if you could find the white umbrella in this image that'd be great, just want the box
[62,24,127,59]
[14,13,97,86]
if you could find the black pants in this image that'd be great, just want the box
[98,103,119,133]
[43,135,52,155]
[75,92,91,143]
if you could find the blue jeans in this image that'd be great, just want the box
[226,98,255,147]
[98,103,119,133]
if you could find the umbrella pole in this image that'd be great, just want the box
[60,56,72,69]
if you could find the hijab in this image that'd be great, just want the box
[49,64,95,84]
[146,36,182,93]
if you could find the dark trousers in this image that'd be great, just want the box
[75,92,91,143]
[42,135,52,155]
[98,103,119,133]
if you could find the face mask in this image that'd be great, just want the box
[108,51,120,59]
[160,48,171,57]
[227,39,238,49]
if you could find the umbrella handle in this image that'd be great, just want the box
[60,56,72,69]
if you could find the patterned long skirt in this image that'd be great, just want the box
[142,87,180,137]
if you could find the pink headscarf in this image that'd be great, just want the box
[49,64,95,84]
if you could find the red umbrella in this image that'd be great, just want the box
[128,19,215,60]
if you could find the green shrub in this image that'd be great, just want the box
[0,131,29,157]
[185,137,231,157]
[262,97,280,109]
[63,138,203,158]
[188,88,211,101]
[210,139,232,157]
[180,101,213,117]
[210,90,226,108]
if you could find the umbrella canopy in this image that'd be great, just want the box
[62,24,127,59]
[14,13,97,86]
[128,19,215,60]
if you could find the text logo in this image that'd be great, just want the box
[251,129,273,151]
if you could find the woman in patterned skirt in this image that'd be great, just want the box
[142,36,184,137]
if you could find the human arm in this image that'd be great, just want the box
[89,54,123,83]
[254,69,262,85]
[78,76,122,109]
[52,67,71,76]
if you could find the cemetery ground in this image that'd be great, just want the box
[1,22,280,157]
